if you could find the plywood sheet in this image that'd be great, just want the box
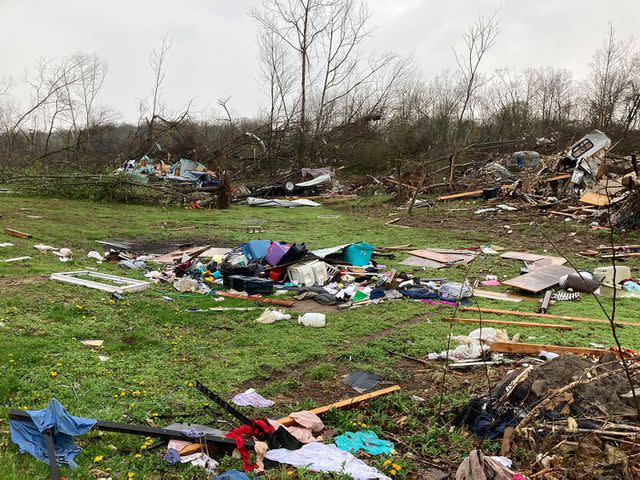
[400,255,446,269]
[502,264,575,293]
[409,249,475,264]
[500,251,546,262]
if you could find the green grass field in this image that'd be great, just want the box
[0,194,638,479]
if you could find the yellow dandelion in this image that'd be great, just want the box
[128,473,135,479]
[55,362,62,367]
[392,464,401,471]
[132,390,141,396]
[150,412,158,417]
[135,453,142,459]
[94,455,104,462]
[390,470,397,476]
[390,449,397,455]
[361,423,368,428]
[50,371,58,378]
[383,460,392,467]
[145,437,151,441]
[287,472,294,476]
[140,444,147,450]
[130,403,137,408]
[119,391,126,397]
[138,381,145,386]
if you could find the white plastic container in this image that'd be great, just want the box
[298,313,326,327]
[287,260,336,287]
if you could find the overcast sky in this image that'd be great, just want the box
[1,0,639,123]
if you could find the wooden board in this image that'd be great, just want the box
[490,341,613,357]
[580,190,611,206]
[545,173,571,182]
[276,385,401,427]
[461,306,639,327]
[443,317,572,330]
[436,190,483,201]
[500,251,546,262]
[409,249,475,264]
[400,255,446,269]
[5,228,32,239]
[502,264,575,293]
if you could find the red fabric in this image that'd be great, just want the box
[225,420,275,471]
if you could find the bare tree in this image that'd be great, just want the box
[585,23,631,130]
[146,34,173,140]
[447,13,500,189]
[446,14,499,188]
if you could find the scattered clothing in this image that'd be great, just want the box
[455,449,516,480]
[265,441,390,480]
[213,470,251,480]
[165,448,181,465]
[232,388,275,408]
[267,425,304,450]
[225,420,275,471]
[335,430,394,455]
[180,452,218,473]
[9,398,96,469]
[289,411,324,432]
[269,411,325,444]
[254,440,268,472]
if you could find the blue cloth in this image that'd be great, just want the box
[334,430,394,455]
[165,448,181,465]
[213,470,251,480]
[9,398,96,469]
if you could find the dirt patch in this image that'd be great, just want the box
[0,275,47,287]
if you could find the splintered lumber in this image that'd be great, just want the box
[436,190,483,201]
[216,290,294,307]
[5,228,32,239]
[276,386,401,427]
[443,317,572,330]
[490,342,613,357]
[461,306,640,327]
[545,173,571,182]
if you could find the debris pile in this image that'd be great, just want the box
[459,353,640,477]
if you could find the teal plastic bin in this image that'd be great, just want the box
[343,242,375,266]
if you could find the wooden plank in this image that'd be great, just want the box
[276,385,401,427]
[473,289,523,303]
[442,317,572,330]
[436,190,483,201]
[5,228,32,239]
[2,256,31,263]
[461,306,639,327]
[545,173,571,182]
[490,341,612,357]
[216,290,294,307]
[500,251,546,262]
[502,265,575,293]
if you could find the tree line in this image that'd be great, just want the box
[1,1,639,180]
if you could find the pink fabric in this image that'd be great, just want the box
[420,299,459,307]
[289,411,324,432]
[167,439,192,452]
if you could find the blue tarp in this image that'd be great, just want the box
[9,398,96,469]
